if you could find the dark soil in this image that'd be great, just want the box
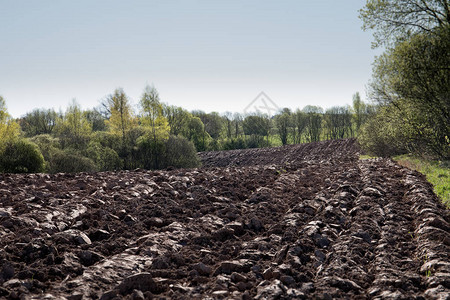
[1,139,449,299]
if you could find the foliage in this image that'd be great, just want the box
[186,116,209,151]
[360,0,450,159]
[86,141,122,171]
[48,148,98,173]
[29,134,61,163]
[20,108,58,136]
[193,111,224,140]
[292,109,308,144]
[0,96,20,152]
[358,105,409,157]
[140,85,170,135]
[84,108,107,132]
[366,27,449,158]
[54,100,92,149]
[243,115,270,137]
[302,106,323,142]
[105,89,138,168]
[352,92,366,135]
[275,110,291,145]
[3,84,379,173]
[164,105,191,136]
[135,130,166,169]
[359,0,450,48]
[324,106,352,140]
[105,89,137,141]
[222,137,247,150]
[163,135,201,168]
[0,139,45,173]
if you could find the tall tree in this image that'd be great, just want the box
[324,106,352,140]
[20,108,57,136]
[164,105,191,136]
[275,109,291,145]
[359,0,450,48]
[243,114,271,148]
[85,108,107,132]
[106,89,137,143]
[302,106,323,142]
[352,92,366,136]
[369,28,450,157]
[292,109,308,144]
[192,111,224,140]
[105,89,137,167]
[139,85,170,169]
[54,100,92,149]
[0,96,20,152]
[360,0,450,158]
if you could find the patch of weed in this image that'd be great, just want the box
[394,155,449,208]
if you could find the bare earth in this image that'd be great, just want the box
[0,139,449,299]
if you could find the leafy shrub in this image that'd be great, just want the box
[90,131,124,152]
[0,139,45,173]
[29,134,61,162]
[358,107,407,157]
[86,142,122,171]
[222,137,247,150]
[48,149,98,173]
[163,135,200,168]
[247,135,270,149]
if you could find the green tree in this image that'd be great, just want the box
[0,96,21,152]
[164,105,191,136]
[324,106,352,140]
[192,111,224,140]
[359,0,450,48]
[292,109,308,144]
[368,28,450,158]
[360,1,449,158]
[105,89,137,167]
[186,116,209,151]
[106,89,137,143]
[352,92,366,136]
[232,113,244,138]
[275,109,291,145]
[85,108,107,132]
[303,106,323,142]
[54,100,92,149]
[86,141,122,171]
[20,108,57,136]
[243,114,271,148]
[139,85,170,169]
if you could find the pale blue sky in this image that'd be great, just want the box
[0,0,380,118]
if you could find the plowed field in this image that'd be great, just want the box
[1,139,449,299]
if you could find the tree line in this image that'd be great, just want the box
[0,88,374,173]
[3,0,447,173]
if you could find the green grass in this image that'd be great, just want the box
[394,154,450,208]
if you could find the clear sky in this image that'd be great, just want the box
[0,0,380,118]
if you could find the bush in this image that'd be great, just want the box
[29,134,61,162]
[48,149,98,173]
[86,142,122,171]
[358,107,408,157]
[0,139,45,173]
[222,137,247,150]
[247,135,270,149]
[163,135,200,168]
[135,133,167,169]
